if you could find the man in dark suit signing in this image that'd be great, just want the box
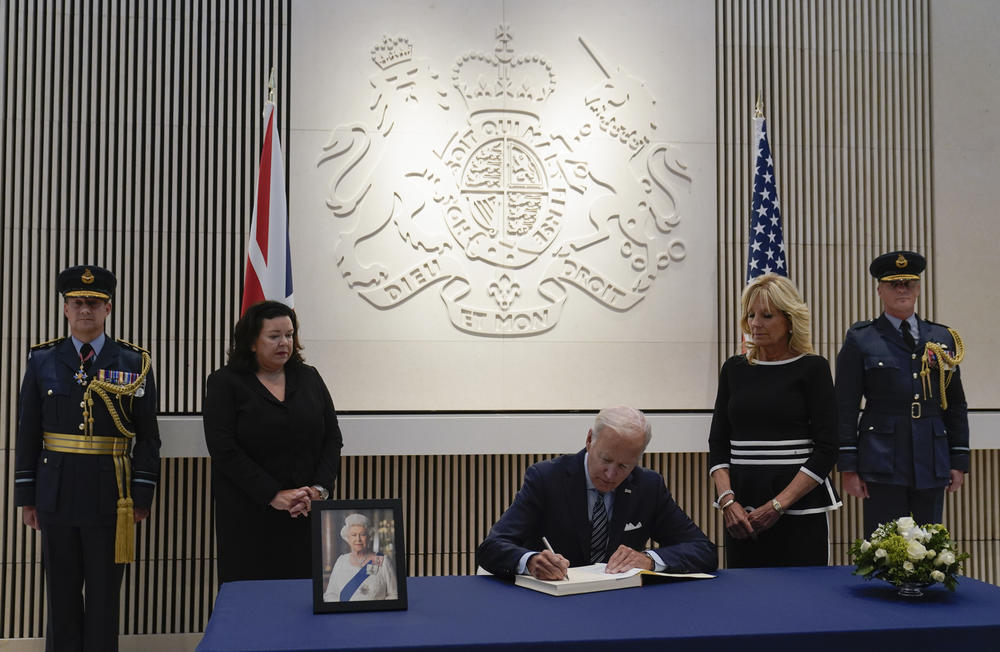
[477,406,717,579]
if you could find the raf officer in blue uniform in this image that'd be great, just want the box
[14,265,160,652]
[836,251,969,536]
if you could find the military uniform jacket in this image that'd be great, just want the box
[14,337,161,524]
[836,314,969,489]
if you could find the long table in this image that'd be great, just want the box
[197,566,1000,651]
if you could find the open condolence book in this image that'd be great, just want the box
[514,563,715,596]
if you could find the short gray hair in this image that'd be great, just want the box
[340,512,373,544]
[592,406,652,448]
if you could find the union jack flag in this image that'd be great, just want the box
[746,112,787,282]
[241,98,294,315]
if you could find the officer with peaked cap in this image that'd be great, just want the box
[835,251,969,536]
[14,265,160,651]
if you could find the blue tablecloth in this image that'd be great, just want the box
[197,566,1000,651]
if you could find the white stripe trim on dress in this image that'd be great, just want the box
[753,354,806,365]
[731,447,814,456]
[732,457,810,465]
[731,438,813,446]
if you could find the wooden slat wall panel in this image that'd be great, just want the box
[0,0,290,638]
[716,0,936,362]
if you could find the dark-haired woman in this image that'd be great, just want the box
[204,300,343,583]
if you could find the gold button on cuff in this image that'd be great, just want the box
[47,389,53,396]
[78,423,85,431]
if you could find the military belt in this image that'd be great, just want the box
[43,432,128,455]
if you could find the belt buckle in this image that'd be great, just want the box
[911,402,921,419]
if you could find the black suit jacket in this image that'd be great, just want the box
[477,450,717,577]
[14,336,160,524]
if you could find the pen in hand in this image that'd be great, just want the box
[542,536,569,580]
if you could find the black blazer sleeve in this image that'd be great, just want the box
[203,369,283,507]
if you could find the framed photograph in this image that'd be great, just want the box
[312,498,408,613]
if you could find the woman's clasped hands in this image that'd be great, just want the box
[269,487,318,517]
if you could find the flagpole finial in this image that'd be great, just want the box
[267,67,276,103]
[754,90,764,118]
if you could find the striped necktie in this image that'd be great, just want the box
[590,492,609,564]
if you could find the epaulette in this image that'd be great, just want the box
[116,338,150,354]
[850,320,876,330]
[29,337,65,352]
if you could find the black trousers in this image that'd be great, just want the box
[725,512,829,568]
[42,521,123,652]
[863,482,945,538]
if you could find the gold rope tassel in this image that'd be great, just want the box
[920,328,965,410]
[115,496,135,564]
[113,450,135,564]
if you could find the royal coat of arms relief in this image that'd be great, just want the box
[318,25,692,337]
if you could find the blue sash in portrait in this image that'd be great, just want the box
[340,555,384,601]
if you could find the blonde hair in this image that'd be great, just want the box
[740,273,814,364]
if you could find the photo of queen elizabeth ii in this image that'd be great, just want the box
[322,511,398,602]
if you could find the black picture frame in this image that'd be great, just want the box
[311,498,408,613]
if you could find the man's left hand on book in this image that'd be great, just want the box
[606,545,654,574]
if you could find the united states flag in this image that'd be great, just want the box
[241,99,294,315]
[746,113,787,282]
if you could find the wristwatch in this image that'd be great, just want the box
[311,485,329,500]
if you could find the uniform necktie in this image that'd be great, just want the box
[901,320,916,352]
[590,492,609,564]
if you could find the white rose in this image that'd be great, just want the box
[906,540,928,561]
[860,540,872,552]
[931,570,946,582]
[875,548,887,559]
[897,516,916,530]
[925,549,936,560]
[937,550,956,566]
[903,561,914,572]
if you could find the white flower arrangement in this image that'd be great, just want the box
[849,516,969,591]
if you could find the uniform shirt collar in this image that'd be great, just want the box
[71,332,106,357]
[883,312,918,336]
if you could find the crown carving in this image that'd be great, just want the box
[371,36,413,70]
[452,25,555,114]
